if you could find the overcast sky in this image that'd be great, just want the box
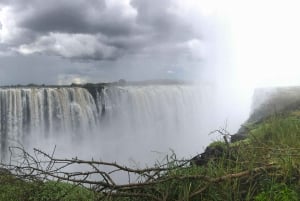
[1,0,300,87]
[0,0,218,85]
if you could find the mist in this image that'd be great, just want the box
[17,85,215,164]
[191,0,300,134]
[1,0,300,170]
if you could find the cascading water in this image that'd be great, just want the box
[0,87,98,159]
[94,85,215,163]
[0,84,216,163]
[99,85,209,138]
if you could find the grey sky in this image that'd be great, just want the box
[0,0,220,85]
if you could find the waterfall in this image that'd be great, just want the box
[99,85,208,137]
[93,84,215,162]
[0,87,98,159]
[0,84,214,162]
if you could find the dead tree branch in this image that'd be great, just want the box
[0,147,281,201]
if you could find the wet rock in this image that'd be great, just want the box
[191,144,227,166]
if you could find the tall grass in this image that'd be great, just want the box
[1,113,300,200]
[100,113,300,200]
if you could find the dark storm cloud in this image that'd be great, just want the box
[0,0,202,62]
[3,0,135,39]
[16,0,137,37]
[131,0,196,41]
[21,5,91,34]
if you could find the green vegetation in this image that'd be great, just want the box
[2,111,300,200]
[0,174,96,201]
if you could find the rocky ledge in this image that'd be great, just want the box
[193,86,300,165]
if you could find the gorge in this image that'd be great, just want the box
[0,82,222,164]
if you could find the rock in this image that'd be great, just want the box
[191,144,227,166]
[0,167,11,175]
[231,126,249,142]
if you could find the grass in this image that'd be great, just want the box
[1,111,300,200]
[0,174,96,201]
[98,112,300,200]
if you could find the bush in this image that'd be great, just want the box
[32,181,95,201]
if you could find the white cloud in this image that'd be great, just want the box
[105,0,137,18]
[182,39,205,60]
[0,6,19,44]
[17,33,119,60]
[57,74,88,85]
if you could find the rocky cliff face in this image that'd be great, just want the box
[249,87,300,122]
[232,86,300,142]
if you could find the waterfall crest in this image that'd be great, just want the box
[0,84,214,161]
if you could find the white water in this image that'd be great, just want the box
[0,88,98,158]
[96,85,216,163]
[0,84,227,165]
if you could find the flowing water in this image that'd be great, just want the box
[0,84,219,164]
